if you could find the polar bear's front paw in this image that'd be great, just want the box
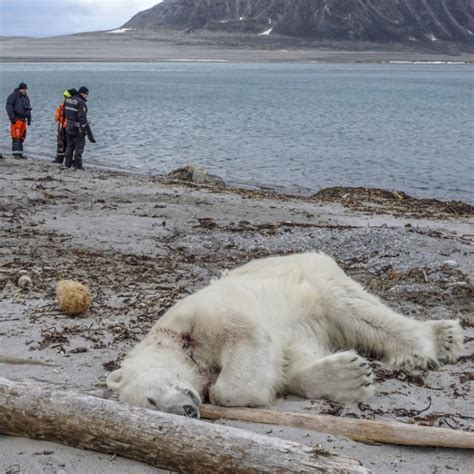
[322,352,376,403]
[209,382,237,406]
[428,320,464,364]
[294,351,375,403]
[209,379,273,407]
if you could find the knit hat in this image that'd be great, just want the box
[78,86,89,95]
[18,82,28,90]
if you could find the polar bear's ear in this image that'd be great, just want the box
[106,369,124,391]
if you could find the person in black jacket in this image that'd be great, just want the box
[5,83,32,159]
[63,86,95,170]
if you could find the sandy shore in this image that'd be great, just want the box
[1,33,473,63]
[0,156,473,473]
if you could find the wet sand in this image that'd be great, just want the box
[0,155,473,473]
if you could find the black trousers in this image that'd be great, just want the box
[55,126,67,163]
[64,132,86,168]
[12,139,24,156]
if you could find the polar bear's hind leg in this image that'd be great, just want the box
[321,274,465,369]
[249,253,451,370]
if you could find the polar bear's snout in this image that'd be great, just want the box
[183,404,199,418]
[146,388,201,418]
[107,365,203,418]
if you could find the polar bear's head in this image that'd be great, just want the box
[106,344,207,418]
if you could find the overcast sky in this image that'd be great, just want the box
[0,0,162,37]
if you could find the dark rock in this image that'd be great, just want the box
[167,165,226,187]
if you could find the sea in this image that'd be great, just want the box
[1,62,473,203]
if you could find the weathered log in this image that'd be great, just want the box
[200,405,474,449]
[0,377,367,473]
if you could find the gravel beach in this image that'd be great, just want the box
[1,33,473,63]
[0,156,473,473]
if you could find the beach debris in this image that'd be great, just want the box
[167,164,226,187]
[196,217,218,229]
[56,279,91,316]
[312,186,474,218]
[17,271,33,290]
[200,404,474,449]
[0,355,57,366]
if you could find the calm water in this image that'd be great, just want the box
[1,62,473,203]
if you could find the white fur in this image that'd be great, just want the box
[107,252,464,416]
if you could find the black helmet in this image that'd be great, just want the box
[78,86,89,95]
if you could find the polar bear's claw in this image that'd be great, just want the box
[386,352,438,370]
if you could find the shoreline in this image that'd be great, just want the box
[1,157,473,473]
[2,150,473,208]
[1,34,473,63]
[2,58,473,64]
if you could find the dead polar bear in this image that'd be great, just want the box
[107,252,464,418]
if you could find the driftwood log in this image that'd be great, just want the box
[200,405,474,450]
[0,377,367,473]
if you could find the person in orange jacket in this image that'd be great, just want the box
[53,88,77,164]
[6,83,32,159]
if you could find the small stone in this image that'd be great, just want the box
[18,274,33,290]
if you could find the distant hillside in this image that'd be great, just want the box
[124,0,474,46]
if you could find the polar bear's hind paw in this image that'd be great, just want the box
[428,320,464,364]
[386,352,439,370]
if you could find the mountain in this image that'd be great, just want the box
[123,0,474,45]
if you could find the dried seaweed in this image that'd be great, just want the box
[312,186,474,219]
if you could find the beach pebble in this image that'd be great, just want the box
[443,260,459,268]
[17,274,33,290]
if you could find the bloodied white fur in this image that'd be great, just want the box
[107,252,464,417]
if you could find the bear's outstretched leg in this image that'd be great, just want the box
[285,343,375,403]
[209,332,281,408]
[322,275,464,370]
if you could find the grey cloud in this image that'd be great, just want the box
[0,0,146,37]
